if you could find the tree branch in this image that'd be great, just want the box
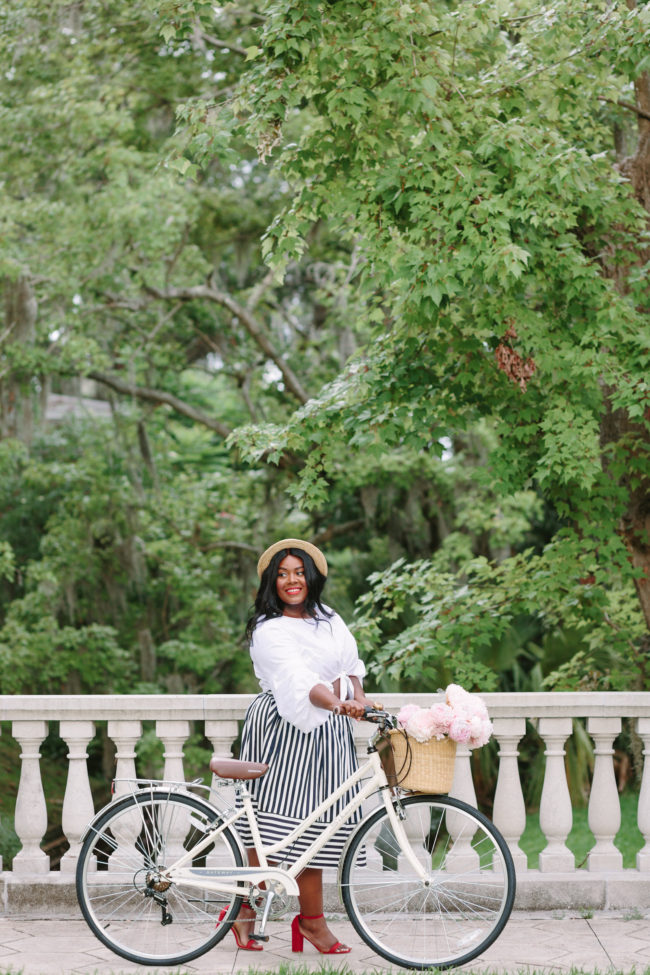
[313,519,365,545]
[88,370,232,438]
[246,268,276,311]
[88,370,300,470]
[143,281,310,405]
[201,539,259,554]
[200,31,248,57]
[598,95,650,124]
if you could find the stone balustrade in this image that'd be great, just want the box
[1,691,649,912]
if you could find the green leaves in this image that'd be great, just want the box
[2,0,650,700]
[0,542,14,583]
[355,530,644,691]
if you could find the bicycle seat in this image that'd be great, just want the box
[209,757,268,780]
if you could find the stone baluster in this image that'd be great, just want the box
[492,717,527,871]
[587,715,622,871]
[204,717,240,868]
[11,720,49,875]
[156,719,190,785]
[59,720,96,874]
[106,719,143,872]
[636,717,650,871]
[156,719,191,863]
[538,717,574,871]
[446,744,479,870]
[205,717,239,812]
[449,742,477,807]
[108,719,142,798]
[353,721,370,767]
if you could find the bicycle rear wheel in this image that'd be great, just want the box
[341,793,515,970]
[76,790,245,966]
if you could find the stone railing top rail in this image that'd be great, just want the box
[1,690,649,722]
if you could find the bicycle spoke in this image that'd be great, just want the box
[77,792,243,966]
[341,795,515,970]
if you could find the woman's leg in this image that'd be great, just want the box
[296,867,349,951]
[231,847,260,941]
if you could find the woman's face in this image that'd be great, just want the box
[275,553,306,614]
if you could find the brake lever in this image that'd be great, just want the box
[362,706,398,729]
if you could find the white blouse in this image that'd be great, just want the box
[249,609,366,734]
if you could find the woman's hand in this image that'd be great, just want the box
[333,699,366,720]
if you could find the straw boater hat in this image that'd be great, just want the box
[257,538,328,578]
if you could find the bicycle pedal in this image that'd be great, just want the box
[250,934,269,942]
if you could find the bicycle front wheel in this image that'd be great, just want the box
[76,790,245,966]
[341,794,515,970]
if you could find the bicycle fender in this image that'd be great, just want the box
[78,788,230,845]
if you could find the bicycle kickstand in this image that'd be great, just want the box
[249,890,275,943]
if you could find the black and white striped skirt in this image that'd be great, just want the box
[236,691,364,867]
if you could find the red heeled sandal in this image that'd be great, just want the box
[291,912,351,955]
[218,907,264,951]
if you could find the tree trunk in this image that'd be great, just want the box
[602,59,650,630]
[0,276,38,443]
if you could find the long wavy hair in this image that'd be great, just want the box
[245,546,331,642]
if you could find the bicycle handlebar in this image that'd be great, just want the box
[362,706,399,729]
[331,704,398,730]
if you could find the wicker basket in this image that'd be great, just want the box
[388,731,457,793]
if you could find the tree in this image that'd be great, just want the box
[178,0,650,687]
[0,0,384,693]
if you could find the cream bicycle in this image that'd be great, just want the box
[76,708,515,970]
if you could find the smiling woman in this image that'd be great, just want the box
[233,538,377,956]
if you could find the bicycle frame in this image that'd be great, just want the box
[162,746,427,901]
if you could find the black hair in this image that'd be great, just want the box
[245,547,332,642]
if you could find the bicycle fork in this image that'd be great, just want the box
[380,790,430,882]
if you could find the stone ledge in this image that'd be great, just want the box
[514,872,650,911]
[1,875,80,917]
[4,871,650,917]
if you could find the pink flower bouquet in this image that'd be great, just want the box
[396,684,492,749]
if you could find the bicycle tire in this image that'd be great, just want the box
[341,793,515,970]
[76,789,245,966]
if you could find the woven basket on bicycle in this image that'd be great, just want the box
[387,730,457,793]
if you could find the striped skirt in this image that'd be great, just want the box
[236,691,364,867]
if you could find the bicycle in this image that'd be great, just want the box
[76,707,515,970]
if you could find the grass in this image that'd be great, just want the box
[519,790,643,869]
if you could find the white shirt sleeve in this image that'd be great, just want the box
[250,619,333,733]
[335,615,366,699]
[339,617,367,683]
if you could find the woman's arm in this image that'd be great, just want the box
[350,675,380,708]
[309,682,365,719]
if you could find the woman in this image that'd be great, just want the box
[232,537,375,955]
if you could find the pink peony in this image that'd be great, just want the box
[406,709,439,743]
[445,683,473,710]
[397,703,421,728]
[429,702,454,739]
[468,717,493,749]
[396,685,492,748]
[448,716,472,744]
[446,684,489,720]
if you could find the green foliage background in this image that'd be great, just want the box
[1,0,649,707]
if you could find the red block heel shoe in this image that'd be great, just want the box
[291,913,351,955]
[218,907,263,951]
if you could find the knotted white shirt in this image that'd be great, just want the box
[249,609,366,734]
